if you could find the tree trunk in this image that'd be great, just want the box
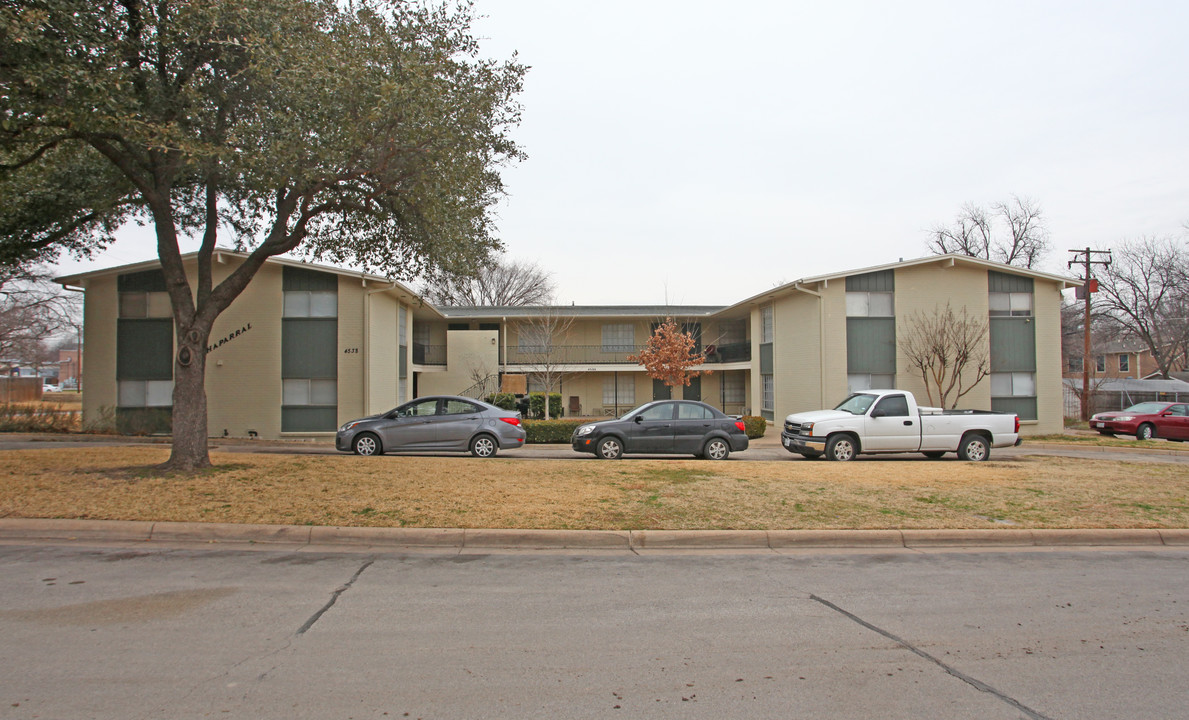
[160,324,211,471]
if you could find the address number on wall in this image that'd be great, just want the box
[343,348,359,354]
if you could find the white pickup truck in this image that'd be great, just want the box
[780,390,1021,461]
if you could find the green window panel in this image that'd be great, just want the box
[281,406,338,432]
[118,269,167,292]
[117,319,173,380]
[846,317,896,373]
[282,318,338,378]
[759,343,774,374]
[992,396,1037,421]
[988,271,1034,294]
[399,345,408,378]
[990,317,1036,372]
[283,266,338,291]
[846,270,894,292]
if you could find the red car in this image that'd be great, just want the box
[1090,402,1189,441]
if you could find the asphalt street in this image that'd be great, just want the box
[1,542,1186,719]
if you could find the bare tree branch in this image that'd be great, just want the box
[928,196,1049,268]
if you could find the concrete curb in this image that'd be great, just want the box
[1,519,1186,551]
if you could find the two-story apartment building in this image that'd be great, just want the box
[56,251,1077,438]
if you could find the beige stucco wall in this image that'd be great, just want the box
[892,263,993,410]
[80,275,119,428]
[768,290,827,418]
[417,330,499,396]
[363,292,400,417]
[1031,278,1066,434]
[201,261,285,438]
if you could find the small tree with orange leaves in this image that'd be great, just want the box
[629,317,711,387]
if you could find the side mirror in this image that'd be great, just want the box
[870,409,885,418]
[633,415,643,423]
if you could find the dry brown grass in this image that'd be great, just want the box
[1,447,1186,530]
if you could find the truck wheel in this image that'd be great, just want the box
[1136,423,1155,441]
[797,451,823,460]
[922,451,945,459]
[957,434,990,461]
[825,435,857,461]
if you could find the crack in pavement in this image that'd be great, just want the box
[810,593,1055,720]
[296,559,374,635]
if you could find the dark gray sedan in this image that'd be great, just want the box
[335,395,525,457]
[571,400,749,460]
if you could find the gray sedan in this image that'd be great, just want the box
[335,396,526,457]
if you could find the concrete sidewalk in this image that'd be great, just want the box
[2,518,1187,553]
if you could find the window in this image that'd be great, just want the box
[602,324,635,352]
[118,380,173,407]
[1095,355,1105,373]
[443,399,480,415]
[678,403,712,420]
[640,403,674,421]
[991,372,1036,398]
[119,291,172,319]
[282,378,337,406]
[722,372,746,403]
[761,374,774,412]
[1067,355,1082,373]
[400,398,440,417]
[1118,354,1130,372]
[602,376,635,405]
[988,292,1033,317]
[848,373,894,393]
[283,290,337,318]
[873,394,909,417]
[760,306,774,343]
[846,292,894,317]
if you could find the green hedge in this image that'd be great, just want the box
[528,392,562,419]
[485,393,519,411]
[741,415,767,439]
[522,418,586,443]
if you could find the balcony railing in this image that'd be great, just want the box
[501,342,751,366]
[412,342,752,368]
[412,343,446,365]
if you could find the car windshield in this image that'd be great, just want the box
[834,393,877,415]
[1122,402,1169,415]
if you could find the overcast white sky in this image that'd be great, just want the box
[54,0,1189,306]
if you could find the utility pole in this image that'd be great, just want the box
[1068,248,1112,420]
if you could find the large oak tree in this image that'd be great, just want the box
[1,0,525,469]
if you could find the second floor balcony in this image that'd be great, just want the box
[412,341,751,369]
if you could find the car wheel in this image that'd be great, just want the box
[1136,423,1155,441]
[469,434,498,458]
[703,438,730,460]
[922,451,945,459]
[957,434,990,461]
[353,432,381,456]
[597,437,623,460]
[825,435,857,461]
